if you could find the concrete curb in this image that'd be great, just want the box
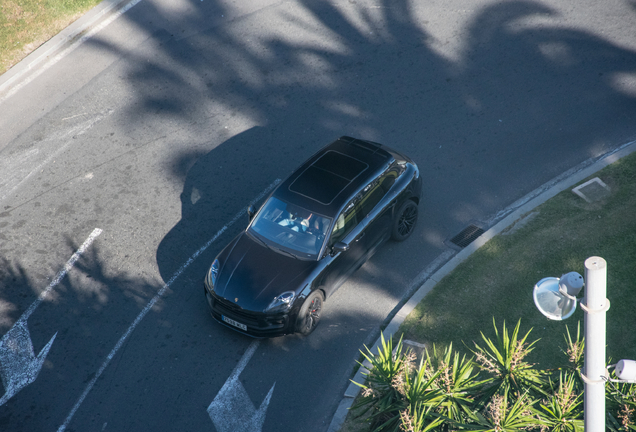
[326,139,636,432]
[0,0,137,99]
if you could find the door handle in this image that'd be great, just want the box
[356,232,366,242]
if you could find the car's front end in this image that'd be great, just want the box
[203,232,316,337]
[205,289,293,337]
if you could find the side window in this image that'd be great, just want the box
[328,166,399,248]
[357,169,398,219]
[329,201,358,246]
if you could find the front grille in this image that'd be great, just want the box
[208,292,288,334]
[212,296,261,326]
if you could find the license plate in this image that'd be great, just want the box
[222,315,247,331]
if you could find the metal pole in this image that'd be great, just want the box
[583,256,608,432]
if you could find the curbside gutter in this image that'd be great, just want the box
[326,138,636,432]
[0,0,141,102]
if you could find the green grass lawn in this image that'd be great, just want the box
[0,0,102,75]
[400,150,636,370]
[340,150,636,431]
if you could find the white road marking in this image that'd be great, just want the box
[208,340,276,432]
[0,110,113,203]
[0,228,102,406]
[0,322,57,406]
[57,179,280,432]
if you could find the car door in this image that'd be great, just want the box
[319,168,398,297]
[353,168,398,257]
[319,198,367,297]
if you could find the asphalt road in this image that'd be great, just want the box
[0,0,635,431]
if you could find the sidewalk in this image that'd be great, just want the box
[327,138,636,432]
[0,0,136,102]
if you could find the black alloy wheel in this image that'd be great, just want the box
[296,291,323,335]
[391,200,418,241]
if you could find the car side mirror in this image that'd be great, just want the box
[247,205,256,221]
[331,241,349,255]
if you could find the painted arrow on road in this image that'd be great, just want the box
[208,341,276,432]
[0,228,102,406]
[0,319,57,405]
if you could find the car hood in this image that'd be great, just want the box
[214,232,316,312]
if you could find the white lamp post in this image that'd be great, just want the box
[581,257,609,432]
[533,256,619,432]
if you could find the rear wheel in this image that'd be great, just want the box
[391,200,418,241]
[295,291,323,335]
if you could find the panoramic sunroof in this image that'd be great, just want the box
[289,151,368,205]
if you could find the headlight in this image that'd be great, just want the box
[265,291,296,313]
[205,259,220,291]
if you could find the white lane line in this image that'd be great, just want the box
[23,228,104,321]
[0,228,102,406]
[225,340,259,385]
[57,179,281,432]
[0,0,144,106]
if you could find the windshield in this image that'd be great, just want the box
[248,197,332,259]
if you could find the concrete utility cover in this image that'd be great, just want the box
[572,177,611,203]
[403,339,428,362]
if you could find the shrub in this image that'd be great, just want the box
[351,319,634,432]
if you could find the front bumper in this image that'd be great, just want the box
[205,287,293,337]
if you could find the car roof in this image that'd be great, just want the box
[273,136,395,216]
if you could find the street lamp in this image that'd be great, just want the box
[533,257,635,432]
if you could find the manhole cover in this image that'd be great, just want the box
[449,224,484,248]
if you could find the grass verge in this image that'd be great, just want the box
[341,149,636,430]
[400,151,636,368]
[0,0,102,75]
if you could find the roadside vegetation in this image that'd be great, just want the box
[0,0,101,75]
[350,323,635,432]
[343,150,636,431]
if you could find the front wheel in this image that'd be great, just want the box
[295,291,323,335]
[391,200,418,241]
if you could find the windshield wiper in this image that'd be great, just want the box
[271,246,299,260]
[248,231,300,260]
[248,231,272,251]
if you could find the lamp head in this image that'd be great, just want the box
[533,277,577,321]
[558,271,584,297]
[616,360,636,381]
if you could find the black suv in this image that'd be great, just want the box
[204,136,422,337]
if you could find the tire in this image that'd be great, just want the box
[295,291,323,335]
[391,199,418,241]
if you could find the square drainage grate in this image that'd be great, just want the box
[450,224,484,248]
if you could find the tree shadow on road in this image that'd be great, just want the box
[110,0,636,245]
[0,234,164,429]
[145,1,636,429]
[2,0,636,430]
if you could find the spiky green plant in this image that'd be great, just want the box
[400,401,445,432]
[606,379,636,432]
[348,324,635,432]
[472,319,546,400]
[460,389,540,432]
[372,354,443,432]
[535,371,583,432]
[423,343,485,426]
[560,322,584,373]
[352,333,409,429]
